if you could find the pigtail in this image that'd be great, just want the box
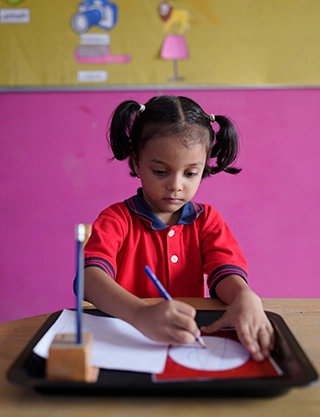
[108,100,142,161]
[107,95,242,179]
[209,115,241,175]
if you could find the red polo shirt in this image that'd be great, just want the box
[84,188,248,298]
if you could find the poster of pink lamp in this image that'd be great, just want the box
[160,34,189,81]
[158,1,190,82]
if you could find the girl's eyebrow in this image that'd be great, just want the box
[150,158,204,167]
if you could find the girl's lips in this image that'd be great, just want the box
[164,198,182,204]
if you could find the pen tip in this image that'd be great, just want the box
[197,337,206,348]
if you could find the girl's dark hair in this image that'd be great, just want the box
[108,95,241,177]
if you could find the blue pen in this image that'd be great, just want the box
[144,265,206,348]
[75,224,85,344]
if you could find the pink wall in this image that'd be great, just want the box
[1,88,319,323]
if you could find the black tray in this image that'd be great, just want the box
[7,309,318,397]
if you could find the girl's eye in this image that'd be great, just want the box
[152,169,166,176]
[185,171,198,177]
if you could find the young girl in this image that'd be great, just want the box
[83,95,274,362]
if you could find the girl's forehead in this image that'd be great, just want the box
[147,126,210,149]
[141,135,207,163]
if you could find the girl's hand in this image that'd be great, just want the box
[200,290,274,361]
[133,300,201,345]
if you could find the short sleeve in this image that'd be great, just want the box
[84,203,129,279]
[199,206,248,298]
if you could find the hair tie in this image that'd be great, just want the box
[138,104,146,114]
[209,114,215,122]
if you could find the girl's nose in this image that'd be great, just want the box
[166,175,182,191]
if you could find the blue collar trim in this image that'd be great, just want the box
[124,188,204,230]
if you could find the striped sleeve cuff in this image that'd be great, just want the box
[84,257,115,278]
[207,265,248,298]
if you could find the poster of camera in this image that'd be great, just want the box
[0,0,319,89]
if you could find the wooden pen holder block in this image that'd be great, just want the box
[46,333,99,383]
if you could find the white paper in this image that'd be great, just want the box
[169,336,250,371]
[33,309,168,374]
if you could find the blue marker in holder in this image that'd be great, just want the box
[75,224,85,344]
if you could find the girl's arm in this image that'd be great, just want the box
[84,266,201,345]
[201,275,274,361]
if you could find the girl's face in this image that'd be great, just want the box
[132,133,208,226]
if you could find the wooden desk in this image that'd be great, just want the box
[1,298,319,417]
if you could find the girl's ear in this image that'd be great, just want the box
[131,153,140,176]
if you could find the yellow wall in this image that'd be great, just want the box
[0,0,319,87]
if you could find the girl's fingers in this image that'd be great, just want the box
[257,326,274,357]
[237,324,274,361]
[168,327,200,345]
[171,312,199,336]
[150,301,275,359]
[164,301,200,344]
[174,300,197,318]
[200,315,230,334]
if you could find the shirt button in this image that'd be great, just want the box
[168,230,175,237]
[171,255,178,263]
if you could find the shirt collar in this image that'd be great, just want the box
[124,188,204,230]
